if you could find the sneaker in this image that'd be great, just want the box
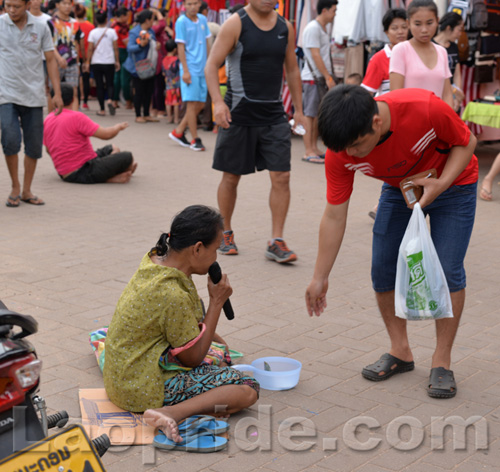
[190,137,205,151]
[219,230,238,255]
[169,129,190,147]
[265,239,297,263]
[82,103,89,110]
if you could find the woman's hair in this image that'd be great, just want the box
[74,3,86,19]
[407,0,438,20]
[382,8,406,31]
[166,38,177,52]
[136,9,153,24]
[114,6,128,18]
[150,205,223,257]
[199,1,208,13]
[438,12,463,32]
[95,10,107,25]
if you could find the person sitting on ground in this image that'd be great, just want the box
[44,84,137,184]
[103,205,259,442]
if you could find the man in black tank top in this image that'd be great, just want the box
[205,0,305,264]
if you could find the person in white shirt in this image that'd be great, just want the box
[300,0,337,164]
[85,9,120,116]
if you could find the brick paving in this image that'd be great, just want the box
[1,104,500,471]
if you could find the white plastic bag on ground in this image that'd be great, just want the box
[395,203,453,320]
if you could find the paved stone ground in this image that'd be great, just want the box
[1,103,500,471]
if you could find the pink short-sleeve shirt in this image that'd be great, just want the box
[389,40,452,98]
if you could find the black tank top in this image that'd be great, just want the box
[225,9,289,126]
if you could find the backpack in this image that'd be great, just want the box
[471,0,489,30]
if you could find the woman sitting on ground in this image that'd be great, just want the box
[103,205,259,442]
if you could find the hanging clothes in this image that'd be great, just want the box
[333,0,365,44]
[333,0,388,44]
[296,0,317,47]
[364,0,387,42]
[461,64,483,136]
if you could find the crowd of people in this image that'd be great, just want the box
[0,0,496,448]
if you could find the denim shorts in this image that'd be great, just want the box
[179,74,207,102]
[372,182,477,293]
[0,104,43,159]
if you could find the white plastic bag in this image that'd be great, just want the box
[394,203,453,320]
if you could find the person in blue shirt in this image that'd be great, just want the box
[124,10,158,123]
[168,0,211,151]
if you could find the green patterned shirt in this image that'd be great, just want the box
[104,254,203,412]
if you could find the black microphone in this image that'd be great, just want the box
[208,262,234,320]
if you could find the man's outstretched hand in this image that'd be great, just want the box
[305,278,329,317]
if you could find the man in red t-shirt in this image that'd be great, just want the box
[305,85,478,399]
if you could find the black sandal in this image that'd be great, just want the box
[427,367,457,398]
[362,353,415,381]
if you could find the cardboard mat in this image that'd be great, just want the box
[79,388,156,445]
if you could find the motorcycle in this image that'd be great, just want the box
[0,300,110,470]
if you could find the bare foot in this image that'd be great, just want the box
[130,162,138,174]
[106,171,132,183]
[144,408,183,443]
[480,179,493,201]
[135,117,147,123]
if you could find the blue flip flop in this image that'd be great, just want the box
[153,429,228,453]
[178,415,229,435]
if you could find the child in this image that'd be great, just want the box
[361,8,408,97]
[390,0,453,108]
[162,39,181,124]
[345,73,362,86]
[111,7,133,110]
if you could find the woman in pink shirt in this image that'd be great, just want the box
[389,0,453,108]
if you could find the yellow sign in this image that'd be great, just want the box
[0,424,106,472]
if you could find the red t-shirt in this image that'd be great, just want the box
[112,21,130,49]
[78,20,95,57]
[325,89,478,205]
[44,109,100,175]
[361,44,391,96]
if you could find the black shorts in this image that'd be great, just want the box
[61,145,133,184]
[212,121,291,175]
